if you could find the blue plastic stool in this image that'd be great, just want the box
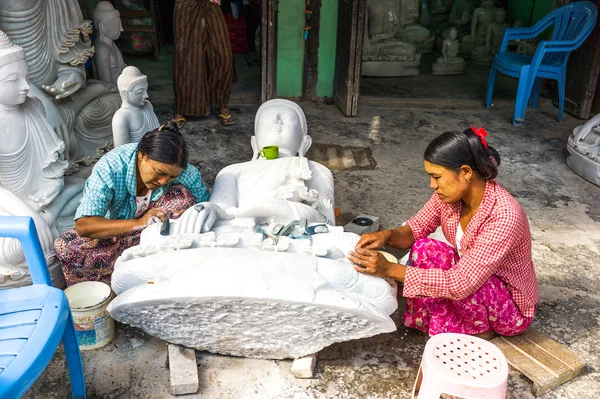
[0,216,85,398]
[486,1,597,126]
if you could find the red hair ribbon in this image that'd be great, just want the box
[470,126,488,149]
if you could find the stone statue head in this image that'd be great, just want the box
[117,66,149,107]
[252,99,312,159]
[449,27,458,40]
[482,0,496,9]
[495,9,506,23]
[93,1,123,42]
[0,30,29,107]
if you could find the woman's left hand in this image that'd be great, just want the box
[347,248,395,278]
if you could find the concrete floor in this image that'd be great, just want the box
[24,47,600,398]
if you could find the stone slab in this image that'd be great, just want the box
[168,344,199,395]
[291,353,318,379]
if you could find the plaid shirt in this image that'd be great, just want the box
[75,143,209,221]
[404,180,539,318]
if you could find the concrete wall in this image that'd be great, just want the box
[276,0,339,98]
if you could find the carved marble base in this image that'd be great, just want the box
[432,59,465,75]
[471,48,494,66]
[0,259,66,289]
[108,247,398,359]
[567,142,600,187]
[361,59,421,77]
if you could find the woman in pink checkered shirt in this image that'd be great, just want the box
[348,127,539,337]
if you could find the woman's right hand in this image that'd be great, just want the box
[356,230,392,250]
[137,208,166,229]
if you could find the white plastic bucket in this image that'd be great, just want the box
[64,281,115,350]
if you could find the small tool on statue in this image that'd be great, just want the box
[160,218,170,236]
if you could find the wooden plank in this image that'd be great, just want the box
[522,329,585,371]
[492,329,586,397]
[492,337,556,389]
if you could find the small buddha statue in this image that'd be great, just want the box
[461,0,498,58]
[395,0,435,53]
[432,27,465,74]
[0,31,83,286]
[433,0,480,50]
[112,66,160,147]
[362,0,422,77]
[471,8,509,66]
[93,1,126,84]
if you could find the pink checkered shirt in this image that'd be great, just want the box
[404,180,539,318]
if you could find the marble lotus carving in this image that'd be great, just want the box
[0,31,83,287]
[567,114,600,186]
[108,99,398,359]
[0,0,120,171]
[432,27,465,74]
[93,1,126,84]
[362,0,422,77]
[112,66,159,147]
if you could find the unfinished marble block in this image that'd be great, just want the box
[107,248,398,359]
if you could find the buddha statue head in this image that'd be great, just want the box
[252,99,311,159]
[481,0,496,9]
[117,66,149,108]
[0,30,29,108]
[495,8,507,24]
[449,27,458,41]
[93,1,123,42]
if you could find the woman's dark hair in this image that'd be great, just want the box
[424,128,501,180]
[137,120,188,169]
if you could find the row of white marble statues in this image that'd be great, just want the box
[0,0,158,286]
[363,0,514,76]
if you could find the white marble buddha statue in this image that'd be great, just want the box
[362,0,421,77]
[107,99,398,359]
[432,27,465,74]
[0,0,120,169]
[112,66,160,147]
[0,31,83,286]
[461,0,498,57]
[471,8,509,65]
[395,0,435,52]
[93,1,126,84]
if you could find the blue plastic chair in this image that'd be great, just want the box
[0,217,85,398]
[486,1,598,126]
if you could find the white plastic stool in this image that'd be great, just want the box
[412,333,509,399]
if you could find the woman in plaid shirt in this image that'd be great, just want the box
[348,127,538,336]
